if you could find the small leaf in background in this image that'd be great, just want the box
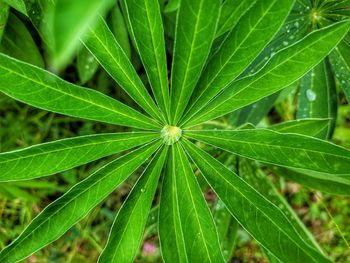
[0,0,9,41]
[0,13,44,68]
[297,60,337,139]
[45,0,114,70]
[77,46,99,84]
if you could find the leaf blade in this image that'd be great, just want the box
[185,20,350,127]
[183,0,294,123]
[170,0,220,124]
[0,140,162,263]
[0,53,160,130]
[99,146,167,262]
[182,139,331,263]
[83,16,164,123]
[0,132,159,181]
[185,129,350,175]
[159,143,224,262]
[123,0,170,120]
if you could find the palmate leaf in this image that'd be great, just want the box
[0,132,159,181]
[184,20,350,128]
[297,59,337,139]
[0,141,162,263]
[182,139,330,263]
[186,129,350,175]
[0,53,160,130]
[83,16,164,123]
[99,146,167,262]
[122,0,170,121]
[183,0,294,123]
[169,0,220,124]
[159,143,224,262]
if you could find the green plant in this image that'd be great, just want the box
[0,0,350,262]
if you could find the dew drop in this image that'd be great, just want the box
[141,188,146,193]
[294,21,300,28]
[306,89,317,102]
[283,41,289,46]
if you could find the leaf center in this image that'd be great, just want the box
[161,125,182,145]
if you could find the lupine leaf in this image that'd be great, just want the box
[297,60,337,139]
[329,35,350,101]
[273,167,350,196]
[0,1,9,41]
[47,0,114,69]
[269,118,331,137]
[83,16,164,123]
[0,132,159,181]
[185,20,350,128]
[0,53,160,130]
[110,2,131,59]
[159,143,224,262]
[77,46,99,84]
[182,139,331,263]
[183,0,294,123]
[185,129,350,175]
[0,141,162,263]
[170,0,220,124]
[123,0,170,120]
[239,158,321,251]
[215,0,256,37]
[0,13,44,68]
[99,146,167,262]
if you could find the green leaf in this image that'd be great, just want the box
[0,13,44,68]
[239,158,322,251]
[0,132,159,181]
[123,0,170,120]
[212,199,238,261]
[182,139,331,263]
[77,46,99,84]
[0,1,9,41]
[99,146,167,262]
[269,118,331,137]
[185,129,350,175]
[169,0,220,124]
[329,35,350,101]
[47,0,114,70]
[297,59,337,139]
[83,16,164,123]
[215,0,256,37]
[159,143,224,262]
[183,0,294,123]
[0,53,160,130]
[0,140,162,263]
[273,167,350,196]
[109,2,131,59]
[2,0,26,15]
[184,20,350,128]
